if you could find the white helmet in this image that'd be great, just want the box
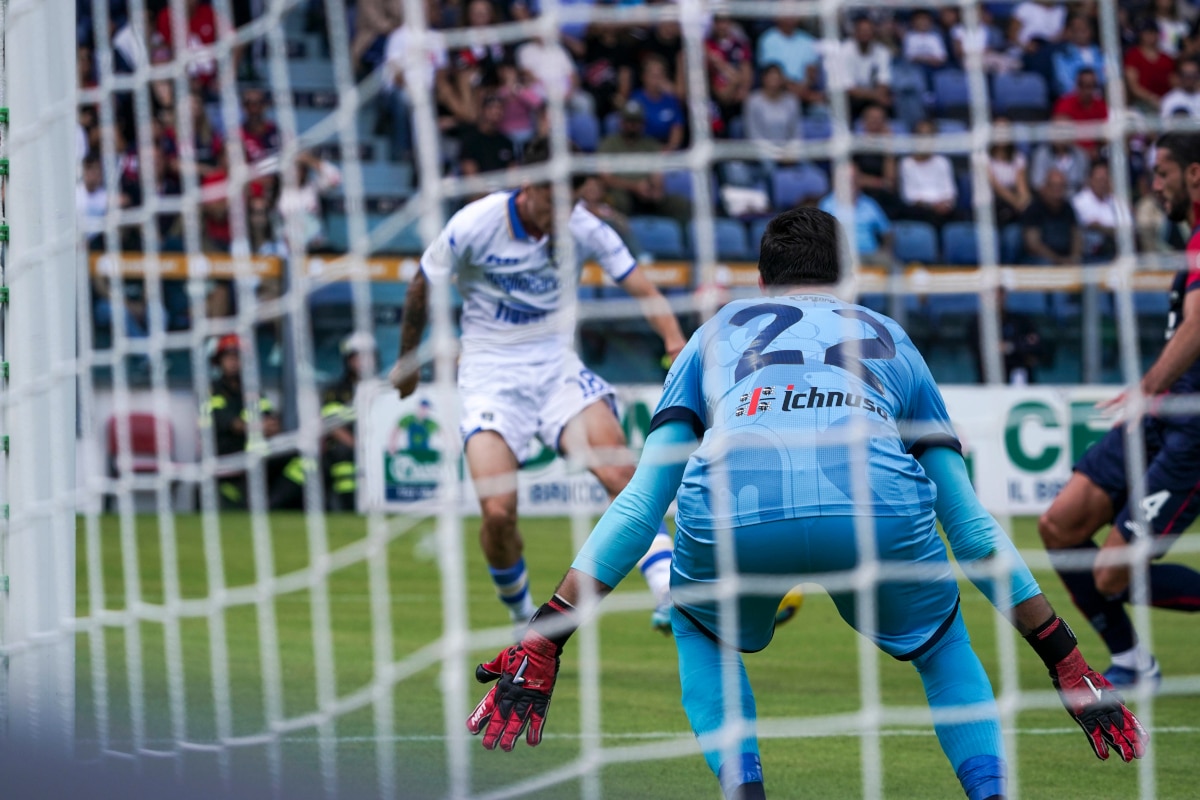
[341,331,377,357]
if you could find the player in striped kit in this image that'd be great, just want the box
[391,138,686,632]
[466,207,1145,799]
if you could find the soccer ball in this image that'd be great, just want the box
[774,586,805,626]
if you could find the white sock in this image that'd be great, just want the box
[1110,646,1155,672]
[638,531,674,601]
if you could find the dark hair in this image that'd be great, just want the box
[758,207,842,287]
[1156,131,1200,169]
[1088,159,1109,176]
[522,136,551,167]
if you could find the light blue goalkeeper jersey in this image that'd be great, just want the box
[652,292,960,530]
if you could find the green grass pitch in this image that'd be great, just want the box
[76,513,1200,799]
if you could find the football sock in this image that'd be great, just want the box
[1143,563,1200,611]
[910,610,1005,800]
[638,527,674,601]
[1048,541,1136,654]
[489,559,535,622]
[674,612,761,797]
[1110,645,1156,672]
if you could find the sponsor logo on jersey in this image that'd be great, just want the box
[484,270,560,294]
[735,384,889,420]
[494,300,548,325]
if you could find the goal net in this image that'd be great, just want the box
[2,0,1194,797]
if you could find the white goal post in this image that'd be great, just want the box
[0,0,78,764]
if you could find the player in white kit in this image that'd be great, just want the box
[391,138,687,630]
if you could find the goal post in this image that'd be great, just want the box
[0,0,79,763]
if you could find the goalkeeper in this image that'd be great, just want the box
[467,208,1146,800]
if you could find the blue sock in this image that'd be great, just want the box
[1049,541,1136,653]
[911,611,1005,800]
[674,611,761,795]
[489,559,535,621]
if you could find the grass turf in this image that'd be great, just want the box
[72,513,1200,799]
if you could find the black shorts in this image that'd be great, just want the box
[1074,415,1200,553]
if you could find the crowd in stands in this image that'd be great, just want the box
[73,0,1200,382]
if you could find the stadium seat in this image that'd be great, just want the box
[955,172,973,215]
[1134,291,1170,318]
[288,59,337,91]
[1003,291,1049,316]
[690,218,752,261]
[107,413,174,475]
[893,221,939,264]
[891,60,931,127]
[629,216,687,259]
[663,170,694,200]
[932,69,970,118]
[992,72,1049,121]
[371,214,424,254]
[361,162,415,197]
[295,107,331,134]
[801,116,832,141]
[1000,223,1023,263]
[942,221,986,265]
[568,111,600,152]
[749,217,770,256]
[326,212,349,251]
[772,164,829,209]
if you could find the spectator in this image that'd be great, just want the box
[597,100,691,223]
[245,195,284,257]
[77,152,108,249]
[155,0,219,94]
[277,151,343,253]
[831,14,892,119]
[351,0,403,77]
[321,333,376,510]
[903,9,948,78]
[987,118,1032,226]
[119,280,160,339]
[382,0,449,161]
[110,6,147,75]
[1160,57,1200,118]
[1125,19,1176,113]
[1021,168,1083,265]
[1013,0,1067,49]
[460,95,518,177]
[516,32,589,117]
[1052,14,1105,96]
[817,163,893,266]
[899,118,959,228]
[1029,125,1090,193]
[756,15,821,103]
[1051,68,1109,156]
[1072,160,1129,262]
[705,14,753,131]
[635,18,687,100]
[240,87,281,165]
[184,90,225,180]
[491,62,542,150]
[743,64,801,149]
[1155,0,1189,57]
[438,0,508,129]
[853,103,902,219]
[579,21,636,121]
[201,170,232,253]
[630,55,685,151]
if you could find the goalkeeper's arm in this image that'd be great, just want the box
[917,445,1146,762]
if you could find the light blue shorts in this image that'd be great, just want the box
[670,508,960,656]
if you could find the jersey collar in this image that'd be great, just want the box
[507,191,531,241]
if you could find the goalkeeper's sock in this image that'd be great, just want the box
[1048,542,1136,654]
[638,527,674,601]
[911,610,1005,800]
[489,559,536,623]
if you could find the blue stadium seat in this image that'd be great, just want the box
[891,60,931,127]
[1003,291,1049,316]
[893,221,939,264]
[771,164,829,209]
[955,171,973,215]
[749,217,770,256]
[629,216,687,259]
[942,221,984,265]
[1134,292,1170,318]
[568,111,600,152]
[689,218,752,261]
[932,69,970,117]
[361,162,415,196]
[992,72,1049,121]
[295,107,331,134]
[288,59,337,91]
[801,116,832,141]
[926,293,981,322]
[1000,223,1023,263]
[371,214,424,254]
[663,170,695,200]
[326,212,349,251]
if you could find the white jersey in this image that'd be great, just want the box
[420,191,637,361]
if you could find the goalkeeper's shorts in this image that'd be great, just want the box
[670,508,959,658]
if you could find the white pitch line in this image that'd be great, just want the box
[79,725,1200,748]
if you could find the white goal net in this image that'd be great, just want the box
[1,0,1195,797]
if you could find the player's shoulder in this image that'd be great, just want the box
[448,191,514,231]
[568,201,614,237]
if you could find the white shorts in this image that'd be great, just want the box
[458,351,617,463]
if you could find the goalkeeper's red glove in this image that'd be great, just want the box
[1025,616,1148,762]
[466,594,577,752]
